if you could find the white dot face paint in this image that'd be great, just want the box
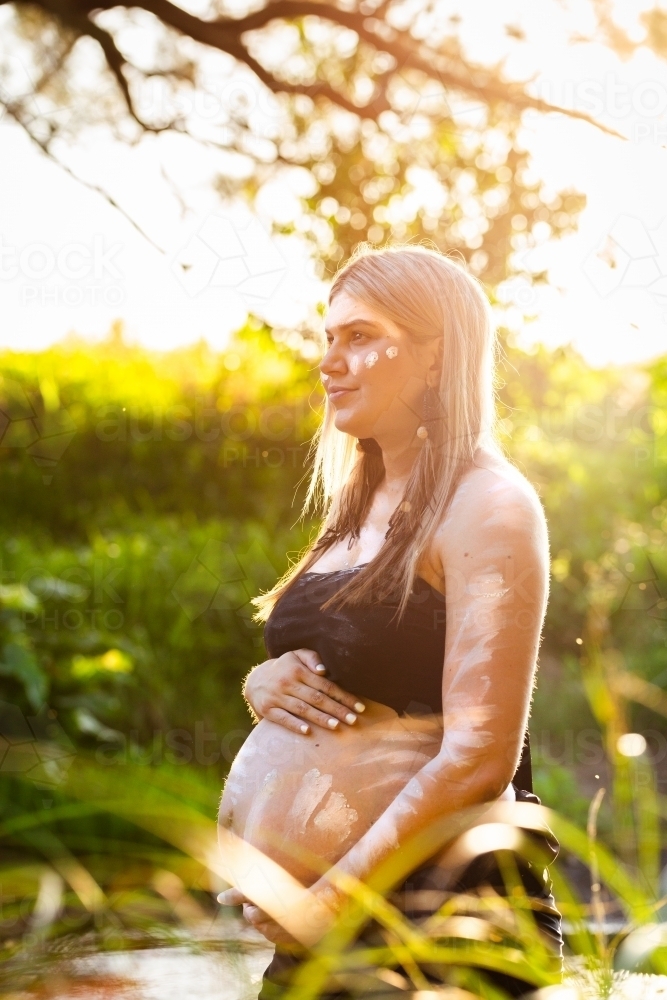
[321,372,330,382]
[364,351,378,368]
[350,355,360,375]
[386,346,398,359]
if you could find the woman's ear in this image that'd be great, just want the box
[427,338,444,385]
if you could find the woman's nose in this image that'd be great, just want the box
[320,343,347,376]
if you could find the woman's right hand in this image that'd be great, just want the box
[243,649,365,735]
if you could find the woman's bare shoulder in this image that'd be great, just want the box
[436,448,548,550]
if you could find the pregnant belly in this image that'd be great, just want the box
[218,701,443,885]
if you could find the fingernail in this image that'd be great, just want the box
[354,702,365,713]
[345,713,357,725]
[327,718,339,729]
[217,893,225,904]
[315,663,326,673]
[300,724,310,734]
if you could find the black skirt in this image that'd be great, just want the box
[258,787,564,999]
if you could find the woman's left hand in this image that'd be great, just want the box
[217,884,341,945]
[244,903,300,944]
[217,888,288,942]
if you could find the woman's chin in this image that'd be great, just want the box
[332,414,369,437]
[332,408,354,424]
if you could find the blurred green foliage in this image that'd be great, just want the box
[2,320,667,991]
[0,320,666,830]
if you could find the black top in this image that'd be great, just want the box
[263,563,532,792]
[265,564,446,716]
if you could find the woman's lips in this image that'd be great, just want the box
[328,388,356,402]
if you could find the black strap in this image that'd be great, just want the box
[512,731,533,794]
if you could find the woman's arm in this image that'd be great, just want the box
[307,469,550,906]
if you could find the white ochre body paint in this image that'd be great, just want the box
[468,569,509,600]
[286,769,358,841]
[243,769,280,843]
[364,351,378,368]
[313,790,358,839]
[350,355,360,375]
[386,346,398,358]
[287,768,333,834]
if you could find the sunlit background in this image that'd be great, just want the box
[2,0,667,364]
[4,0,667,995]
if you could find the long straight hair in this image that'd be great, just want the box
[250,242,505,626]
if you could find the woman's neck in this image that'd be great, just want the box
[377,440,422,492]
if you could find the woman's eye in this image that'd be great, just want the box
[325,332,366,346]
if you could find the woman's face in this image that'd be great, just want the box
[320,291,441,447]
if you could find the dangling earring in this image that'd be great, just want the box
[416,384,438,440]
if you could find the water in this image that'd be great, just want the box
[23,920,275,1000]
[48,953,667,1000]
[18,931,667,1000]
[59,944,274,1000]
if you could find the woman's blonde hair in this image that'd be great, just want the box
[251,241,504,626]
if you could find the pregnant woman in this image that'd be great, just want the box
[217,244,564,997]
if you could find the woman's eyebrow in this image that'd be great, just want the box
[324,319,384,335]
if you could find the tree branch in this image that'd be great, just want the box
[66,0,625,137]
[82,17,170,130]
[45,1,175,131]
[2,100,166,252]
